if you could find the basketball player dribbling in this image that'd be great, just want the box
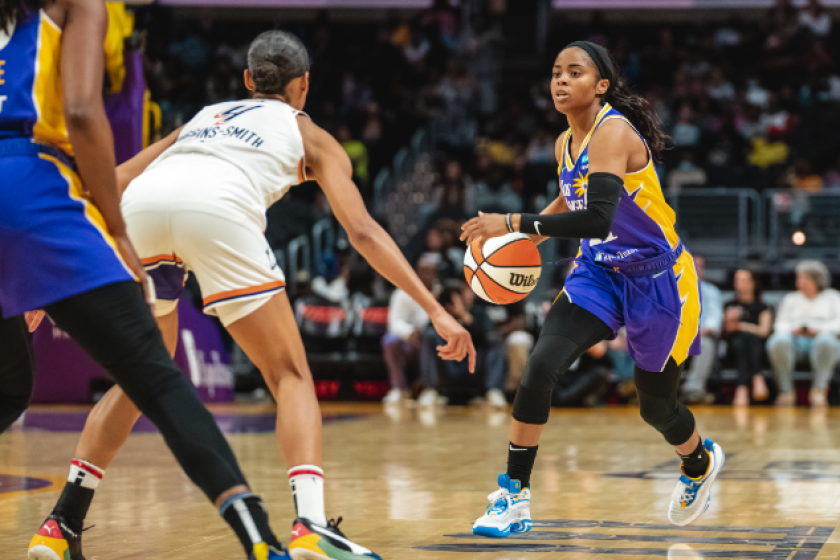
[0,1,296,559]
[461,41,724,536]
[31,30,476,560]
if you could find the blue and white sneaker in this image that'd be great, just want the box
[472,474,532,538]
[668,438,725,526]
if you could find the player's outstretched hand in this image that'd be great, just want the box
[430,310,477,373]
[113,234,156,313]
[460,211,508,247]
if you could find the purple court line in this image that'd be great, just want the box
[14,412,360,434]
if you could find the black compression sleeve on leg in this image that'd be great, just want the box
[634,358,697,446]
[519,173,622,239]
[0,312,35,433]
[44,282,247,502]
[512,295,612,425]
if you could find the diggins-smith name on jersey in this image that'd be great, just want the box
[179,124,265,148]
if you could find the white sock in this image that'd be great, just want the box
[68,459,105,490]
[288,465,327,526]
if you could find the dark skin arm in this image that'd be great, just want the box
[62,0,151,304]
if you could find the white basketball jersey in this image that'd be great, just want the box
[150,98,306,209]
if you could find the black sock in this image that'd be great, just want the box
[221,494,283,557]
[52,482,94,534]
[679,438,710,479]
[507,442,538,488]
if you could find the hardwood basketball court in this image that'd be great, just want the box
[2,403,840,559]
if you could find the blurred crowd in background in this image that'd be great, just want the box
[131,0,840,408]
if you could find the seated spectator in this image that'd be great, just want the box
[419,284,505,407]
[671,104,701,148]
[475,165,522,214]
[707,67,735,101]
[337,125,370,193]
[790,158,823,192]
[799,0,832,37]
[724,269,773,406]
[823,153,840,192]
[382,258,438,405]
[682,256,724,404]
[484,299,534,398]
[767,260,840,407]
[667,151,708,193]
[431,160,474,221]
[552,341,612,407]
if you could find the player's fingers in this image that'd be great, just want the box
[466,337,477,373]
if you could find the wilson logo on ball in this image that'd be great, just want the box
[509,273,537,287]
[463,233,542,305]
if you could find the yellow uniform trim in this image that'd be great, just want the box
[39,154,136,279]
[668,250,701,367]
[32,12,71,156]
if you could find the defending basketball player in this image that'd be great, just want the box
[32,30,475,560]
[461,41,724,534]
[1,2,294,559]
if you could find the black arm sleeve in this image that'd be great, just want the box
[519,172,623,239]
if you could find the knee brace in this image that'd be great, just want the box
[512,334,583,425]
[635,360,696,446]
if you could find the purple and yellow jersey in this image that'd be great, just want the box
[0,9,71,155]
[559,103,679,266]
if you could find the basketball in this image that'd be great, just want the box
[463,233,541,305]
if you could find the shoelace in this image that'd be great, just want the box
[326,517,345,537]
[485,488,511,513]
[678,480,700,505]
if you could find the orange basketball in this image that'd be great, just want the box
[463,233,541,305]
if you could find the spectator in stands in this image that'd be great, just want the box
[485,299,534,397]
[419,284,505,407]
[682,256,724,404]
[822,153,840,191]
[475,165,522,214]
[724,269,773,406]
[420,225,459,281]
[707,67,735,101]
[382,257,438,405]
[553,341,612,407]
[799,0,832,37]
[667,151,708,193]
[672,104,701,148]
[431,160,473,221]
[788,158,823,192]
[767,260,840,407]
[337,125,370,194]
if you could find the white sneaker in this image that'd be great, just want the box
[472,474,532,538]
[417,388,439,407]
[668,438,725,526]
[382,389,403,405]
[486,389,507,409]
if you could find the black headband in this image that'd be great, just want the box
[564,41,615,94]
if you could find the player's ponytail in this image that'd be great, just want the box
[563,41,668,163]
[0,0,52,34]
[605,72,668,163]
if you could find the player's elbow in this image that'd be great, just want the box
[347,218,378,247]
[64,102,99,130]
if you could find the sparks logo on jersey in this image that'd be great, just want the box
[573,172,588,198]
[213,105,262,125]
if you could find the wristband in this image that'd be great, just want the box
[505,213,514,233]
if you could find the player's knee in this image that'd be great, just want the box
[638,393,674,430]
[521,342,563,393]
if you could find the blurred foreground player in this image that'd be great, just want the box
[462,41,724,533]
[34,30,475,560]
[0,1,290,558]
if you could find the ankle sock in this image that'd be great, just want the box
[220,493,283,557]
[52,459,104,533]
[506,442,538,489]
[680,438,710,479]
[288,465,327,526]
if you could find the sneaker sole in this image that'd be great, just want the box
[473,524,511,538]
[669,443,726,526]
[511,519,532,533]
